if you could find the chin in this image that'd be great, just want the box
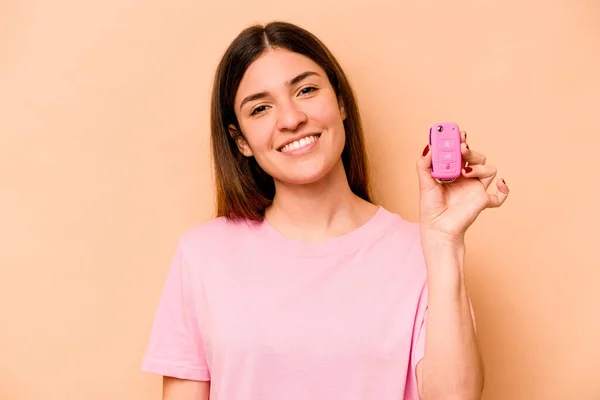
[273,170,328,186]
[271,159,342,187]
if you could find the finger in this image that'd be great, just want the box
[461,145,487,166]
[487,178,509,208]
[416,144,438,192]
[460,130,467,143]
[462,164,497,189]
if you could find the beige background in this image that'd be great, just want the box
[1,0,599,399]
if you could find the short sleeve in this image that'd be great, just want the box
[141,244,210,381]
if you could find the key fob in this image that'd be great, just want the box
[429,122,462,183]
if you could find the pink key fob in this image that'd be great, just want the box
[429,122,462,183]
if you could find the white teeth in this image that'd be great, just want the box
[280,135,319,153]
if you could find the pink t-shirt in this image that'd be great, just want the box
[142,206,429,399]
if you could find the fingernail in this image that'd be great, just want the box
[422,145,429,156]
[464,166,473,173]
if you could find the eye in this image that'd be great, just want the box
[250,105,269,116]
[298,86,317,96]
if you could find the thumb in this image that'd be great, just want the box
[416,144,438,192]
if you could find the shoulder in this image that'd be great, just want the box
[377,207,422,244]
[375,207,427,266]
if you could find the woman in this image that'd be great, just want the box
[142,21,509,400]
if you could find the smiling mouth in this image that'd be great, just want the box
[278,134,321,153]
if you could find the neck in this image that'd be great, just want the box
[265,160,377,243]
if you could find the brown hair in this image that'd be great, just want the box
[210,21,372,221]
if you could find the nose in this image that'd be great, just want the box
[276,100,307,132]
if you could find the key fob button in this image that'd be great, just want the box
[439,151,455,161]
[438,161,456,172]
[439,139,456,151]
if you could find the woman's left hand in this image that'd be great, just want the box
[416,130,509,244]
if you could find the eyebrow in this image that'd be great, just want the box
[238,71,320,111]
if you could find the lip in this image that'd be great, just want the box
[276,133,321,152]
[280,137,319,157]
[278,133,321,157]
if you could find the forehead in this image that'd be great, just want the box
[235,48,326,101]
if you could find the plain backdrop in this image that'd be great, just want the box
[1,0,599,399]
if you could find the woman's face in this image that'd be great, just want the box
[231,48,347,186]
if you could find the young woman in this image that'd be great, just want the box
[142,21,509,400]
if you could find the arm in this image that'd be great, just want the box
[163,377,210,400]
[415,236,483,400]
[415,128,509,399]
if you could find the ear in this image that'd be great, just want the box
[228,124,253,157]
[338,97,347,120]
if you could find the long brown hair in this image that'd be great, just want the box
[210,21,372,221]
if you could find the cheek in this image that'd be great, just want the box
[311,105,346,145]
[307,97,344,127]
[242,121,276,152]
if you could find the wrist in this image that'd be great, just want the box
[420,230,466,258]
[420,230,467,289]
